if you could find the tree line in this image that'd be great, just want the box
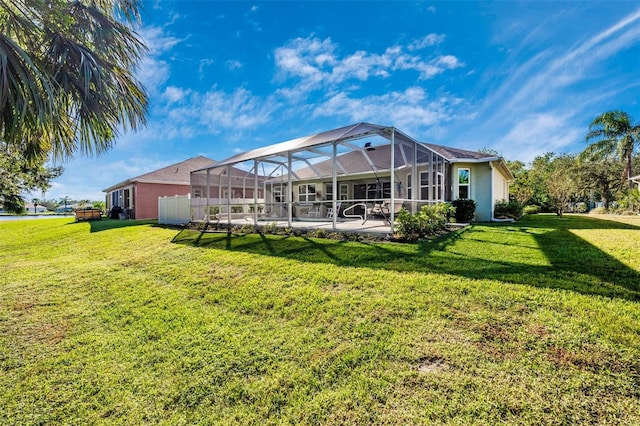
[507,111,640,218]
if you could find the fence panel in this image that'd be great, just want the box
[158,194,192,225]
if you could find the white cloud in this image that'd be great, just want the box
[162,86,190,104]
[274,35,463,93]
[226,60,243,70]
[408,33,445,50]
[312,87,463,135]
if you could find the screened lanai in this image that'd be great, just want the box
[190,123,451,233]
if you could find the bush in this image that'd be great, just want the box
[451,199,476,222]
[589,207,607,215]
[395,203,455,241]
[573,202,588,213]
[494,199,522,219]
[523,205,540,215]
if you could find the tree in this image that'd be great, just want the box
[0,142,62,213]
[545,154,579,218]
[584,111,640,189]
[59,196,71,212]
[506,160,534,207]
[31,197,40,213]
[575,155,624,209]
[0,0,148,161]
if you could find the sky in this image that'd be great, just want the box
[43,0,640,202]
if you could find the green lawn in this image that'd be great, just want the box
[1,214,639,424]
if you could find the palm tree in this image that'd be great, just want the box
[31,198,40,213]
[0,0,148,162]
[59,196,70,212]
[584,111,640,189]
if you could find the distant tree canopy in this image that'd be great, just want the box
[584,110,640,188]
[0,0,148,161]
[499,110,640,216]
[0,142,62,213]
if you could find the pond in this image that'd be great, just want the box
[0,215,73,221]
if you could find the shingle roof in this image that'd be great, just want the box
[421,143,495,161]
[103,156,215,192]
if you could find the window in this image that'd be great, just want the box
[193,188,202,198]
[458,168,470,199]
[420,172,429,200]
[339,184,348,200]
[326,183,333,201]
[407,174,412,199]
[272,184,284,203]
[298,184,316,203]
[353,181,391,201]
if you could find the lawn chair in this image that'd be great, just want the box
[327,202,341,218]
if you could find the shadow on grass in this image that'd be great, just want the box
[171,215,640,302]
[66,218,159,233]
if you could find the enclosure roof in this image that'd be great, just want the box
[194,123,418,172]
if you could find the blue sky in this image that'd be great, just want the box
[44,1,640,201]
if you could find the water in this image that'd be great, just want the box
[0,215,73,221]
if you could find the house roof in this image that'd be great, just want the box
[103,156,215,192]
[422,143,496,162]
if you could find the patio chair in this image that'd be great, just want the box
[327,202,341,218]
[308,205,321,217]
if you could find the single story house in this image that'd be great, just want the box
[190,123,514,231]
[103,156,214,219]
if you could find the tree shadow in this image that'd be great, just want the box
[171,216,640,302]
[66,218,158,233]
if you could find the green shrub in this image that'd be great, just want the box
[395,204,455,241]
[589,207,607,214]
[452,199,476,222]
[523,205,540,215]
[231,205,243,214]
[494,199,522,219]
[574,202,588,213]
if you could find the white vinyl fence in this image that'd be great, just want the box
[158,194,192,225]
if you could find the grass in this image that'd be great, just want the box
[0,214,639,424]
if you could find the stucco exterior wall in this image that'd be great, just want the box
[453,162,493,222]
[492,164,510,203]
[134,182,191,219]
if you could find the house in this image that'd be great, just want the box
[631,174,640,189]
[190,123,514,231]
[103,156,214,219]
[25,203,48,213]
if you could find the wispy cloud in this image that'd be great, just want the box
[464,8,640,161]
[226,60,243,71]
